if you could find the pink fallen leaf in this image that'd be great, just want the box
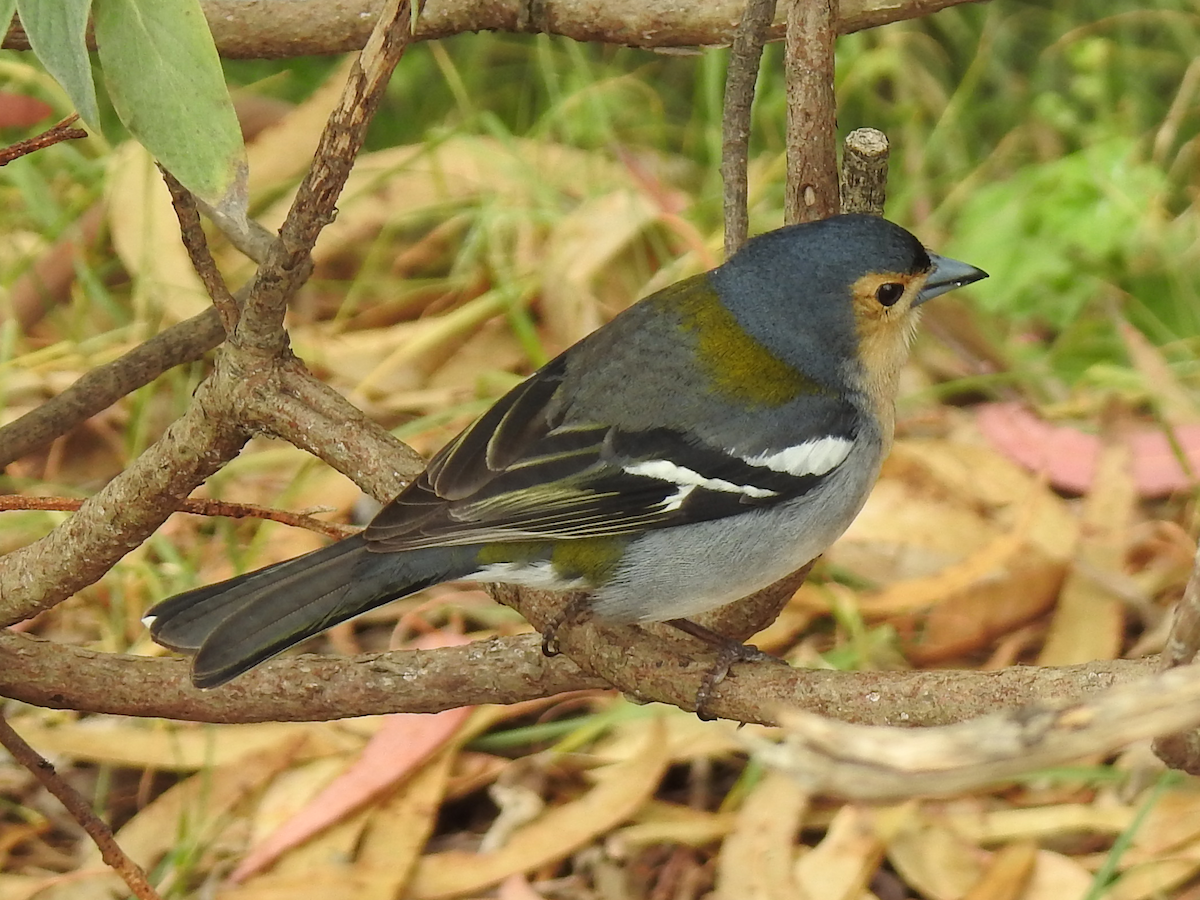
[228,631,476,883]
[977,402,1200,497]
[0,92,54,129]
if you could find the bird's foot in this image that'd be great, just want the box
[541,593,592,656]
[664,618,784,720]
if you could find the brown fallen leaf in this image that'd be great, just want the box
[886,812,986,900]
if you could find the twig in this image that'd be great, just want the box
[0,495,357,540]
[235,0,421,352]
[839,127,890,215]
[755,661,1200,799]
[783,0,839,224]
[0,307,226,467]
[0,115,87,166]
[160,169,240,333]
[720,0,779,257]
[0,713,161,900]
[1153,540,1200,772]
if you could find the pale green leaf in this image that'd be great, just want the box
[93,0,247,220]
[0,1,18,48]
[16,0,100,129]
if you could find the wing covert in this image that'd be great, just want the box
[365,382,860,552]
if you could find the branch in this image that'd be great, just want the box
[241,359,425,504]
[0,713,161,900]
[720,0,778,257]
[235,0,420,351]
[0,495,357,541]
[0,307,226,468]
[0,628,1157,726]
[757,661,1200,799]
[2,0,989,57]
[783,0,838,224]
[160,169,240,333]
[0,373,247,625]
[0,115,87,165]
[839,127,890,216]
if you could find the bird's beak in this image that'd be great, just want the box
[916,253,989,306]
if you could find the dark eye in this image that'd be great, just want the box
[875,282,905,307]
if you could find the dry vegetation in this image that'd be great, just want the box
[2,2,1200,898]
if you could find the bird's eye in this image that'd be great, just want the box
[875,282,905,307]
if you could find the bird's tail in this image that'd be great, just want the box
[147,534,465,688]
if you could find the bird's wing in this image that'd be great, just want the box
[365,357,860,551]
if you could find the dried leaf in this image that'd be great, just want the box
[1017,850,1094,900]
[793,804,904,900]
[541,190,662,346]
[886,814,985,900]
[714,769,809,900]
[1106,852,1200,900]
[8,717,344,771]
[105,141,211,322]
[962,841,1037,900]
[83,734,313,879]
[351,749,457,900]
[230,635,475,882]
[612,802,735,851]
[1039,441,1134,666]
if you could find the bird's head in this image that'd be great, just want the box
[710,214,987,410]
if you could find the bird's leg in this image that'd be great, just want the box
[541,592,593,656]
[664,618,784,719]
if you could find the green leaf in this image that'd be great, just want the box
[0,0,18,48]
[93,0,247,221]
[16,0,100,129]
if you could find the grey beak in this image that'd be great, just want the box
[916,252,988,305]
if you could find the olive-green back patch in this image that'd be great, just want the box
[656,276,818,407]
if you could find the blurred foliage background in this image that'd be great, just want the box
[2,2,1200,896]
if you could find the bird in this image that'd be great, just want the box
[147,214,987,689]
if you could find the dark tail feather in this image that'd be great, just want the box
[147,534,461,688]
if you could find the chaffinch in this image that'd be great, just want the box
[148,214,987,689]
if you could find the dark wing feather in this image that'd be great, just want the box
[365,352,859,552]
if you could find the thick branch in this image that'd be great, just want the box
[0,629,1156,726]
[240,359,425,503]
[783,0,839,224]
[0,371,246,625]
[3,0,988,57]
